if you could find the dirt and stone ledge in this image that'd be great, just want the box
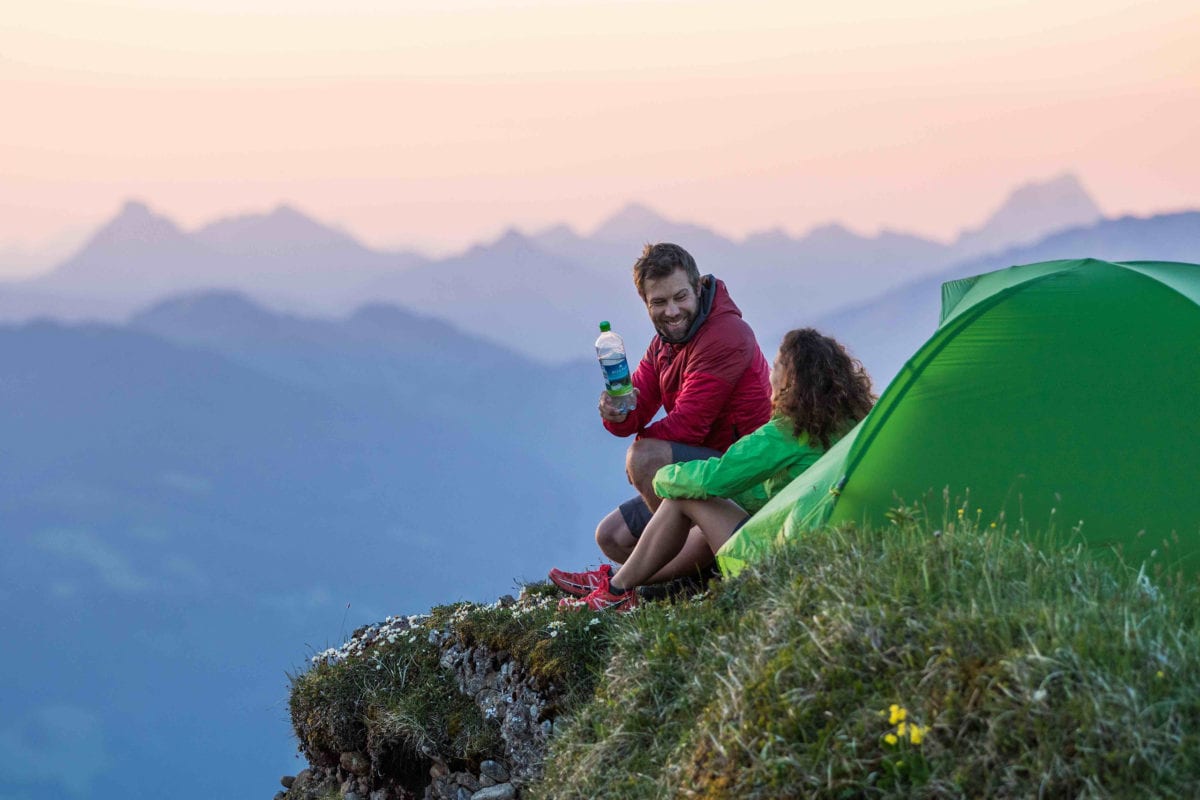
[279,600,559,800]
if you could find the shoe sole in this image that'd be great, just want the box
[548,573,595,597]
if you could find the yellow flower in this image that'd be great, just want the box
[884,733,898,746]
[990,522,997,528]
[1156,670,1165,680]
[957,508,964,518]
[888,704,907,725]
[909,724,929,745]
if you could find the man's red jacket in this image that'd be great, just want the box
[604,276,772,452]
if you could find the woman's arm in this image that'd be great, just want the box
[653,417,812,500]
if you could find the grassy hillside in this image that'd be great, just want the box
[288,513,1200,799]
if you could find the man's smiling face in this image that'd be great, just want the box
[643,268,700,344]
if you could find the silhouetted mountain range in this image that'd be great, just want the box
[356,229,642,364]
[0,173,1125,364]
[9,201,422,318]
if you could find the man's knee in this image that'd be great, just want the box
[625,437,675,485]
[596,507,637,560]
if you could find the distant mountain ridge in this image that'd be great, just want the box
[194,204,365,254]
[9,200,423,318]
[0,173,1178,364]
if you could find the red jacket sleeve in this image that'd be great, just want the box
[642,325,754,445]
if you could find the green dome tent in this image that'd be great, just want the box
[718,258,1200,577]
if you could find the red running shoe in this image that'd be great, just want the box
[574,573,639,612]
[548,563,613,597]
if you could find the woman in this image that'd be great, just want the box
[553,328,875,611]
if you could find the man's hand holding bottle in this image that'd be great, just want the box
[598,387,639,423]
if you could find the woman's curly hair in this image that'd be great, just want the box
[772,328,876,449]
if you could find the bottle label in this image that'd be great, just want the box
[600,357,632,395]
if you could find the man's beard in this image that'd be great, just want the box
[655,310,696,344]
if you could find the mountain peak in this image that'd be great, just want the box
[495,226,529,246]
[89,200,186,246]
[194,203,361,253]
[1011,172,1093,200]
[590,202,674,242]
[954,173,1103,256]
[348,302,419,326]
[463,227,543,259]
[119,199,153,218]
[128,289,282,337]
[742,227,793,247]
[801,222,861,246]
[456,227,554,262]
[271,202,303,217]
[134,289,272,321]
[529,222,582,248]
[532,222,578,239]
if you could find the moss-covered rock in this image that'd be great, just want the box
[286,585,625,799]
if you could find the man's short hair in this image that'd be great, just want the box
[632,243,701,300]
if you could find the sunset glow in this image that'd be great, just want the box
[3,0,1198,264]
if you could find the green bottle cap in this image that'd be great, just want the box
[599,321,611,332]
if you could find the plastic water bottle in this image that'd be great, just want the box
[596,321,636,414]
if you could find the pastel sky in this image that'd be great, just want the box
[3,0,1198,269]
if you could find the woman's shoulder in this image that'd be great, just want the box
[748,416,808,447]
[763,415,801,437]
[761,415,826,452]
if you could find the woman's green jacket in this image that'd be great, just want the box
[651,416,827,515]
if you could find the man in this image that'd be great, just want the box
[550,242,772,595]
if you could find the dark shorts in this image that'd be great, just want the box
[617,441,722,539]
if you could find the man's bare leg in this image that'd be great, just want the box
[625,437,675,511]
[595,507,638,564]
